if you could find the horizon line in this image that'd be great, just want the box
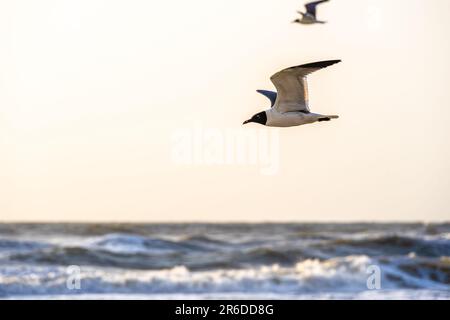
[1,220,448,225]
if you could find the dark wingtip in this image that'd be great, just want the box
[298,60,341,69]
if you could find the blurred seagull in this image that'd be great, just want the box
[243,60,341,128]
[293,0,329,24]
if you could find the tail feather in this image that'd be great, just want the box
[318,115,339,122]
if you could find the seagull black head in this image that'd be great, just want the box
[243,111,267,126]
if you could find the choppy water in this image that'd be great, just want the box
[0,223,449,299]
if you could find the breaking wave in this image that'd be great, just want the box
[1,255,449,298]
[0,223,449,299]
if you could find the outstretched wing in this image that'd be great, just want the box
[256,90,277,107]
[305,0,329,18]
[270,60,341,113]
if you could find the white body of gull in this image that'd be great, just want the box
[293,0,329,24]
[243,60,341,128]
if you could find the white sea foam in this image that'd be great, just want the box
[1,255,448,298]
[1,223,449,299]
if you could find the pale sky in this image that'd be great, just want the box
[1,0,449,222]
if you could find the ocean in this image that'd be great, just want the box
[0,223,449,300]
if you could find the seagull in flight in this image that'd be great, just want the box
[293,0,329,24]
[243,60,341,128]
